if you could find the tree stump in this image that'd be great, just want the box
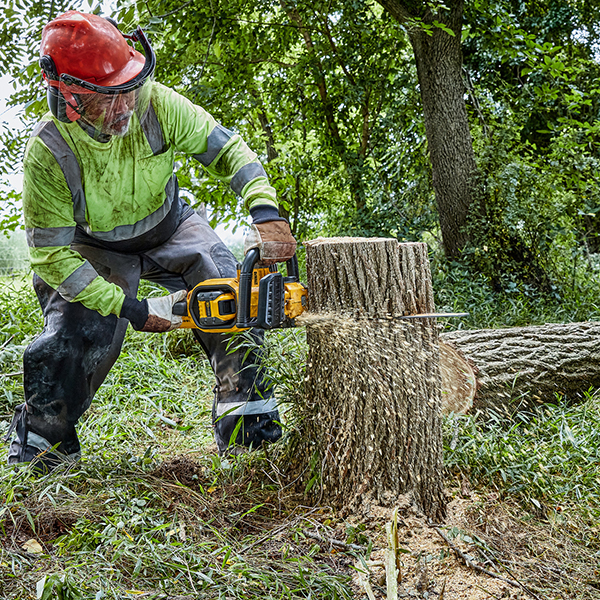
[301,237,446,521]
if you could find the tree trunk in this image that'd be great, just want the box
[375,0,477,257]
[301,237,446,521]
[440,321,600,413]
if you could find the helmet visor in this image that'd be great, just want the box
[60,76,154,137]
[55,27,155,137]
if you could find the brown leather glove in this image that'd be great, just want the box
[244,220,297,264]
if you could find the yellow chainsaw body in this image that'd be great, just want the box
[178,265,307,333]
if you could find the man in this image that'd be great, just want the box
[4,10,296,471]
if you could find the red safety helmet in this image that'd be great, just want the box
[39,11,156,137]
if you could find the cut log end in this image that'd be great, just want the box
[439,340,477,415]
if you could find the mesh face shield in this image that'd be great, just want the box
[43,27,156,138]
[58,75,154,137]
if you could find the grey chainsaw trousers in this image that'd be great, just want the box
[8,213,281,466]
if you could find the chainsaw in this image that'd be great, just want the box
[172,247,308,333]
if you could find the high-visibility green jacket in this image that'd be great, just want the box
[23,82,277,318]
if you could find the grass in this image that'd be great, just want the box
[445,394,600,529]
[0,273,357,600]
[2,266,600,598]
[443,396,600,596]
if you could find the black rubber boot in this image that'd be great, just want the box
[5,404,79,474]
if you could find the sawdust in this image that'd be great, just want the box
[346,497,533,599]
[334,487,600,600]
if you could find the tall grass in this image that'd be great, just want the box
[0,275,355,600]
[444,392,600,535]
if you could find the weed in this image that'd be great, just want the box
[444,390,600,531]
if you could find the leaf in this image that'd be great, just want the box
[432,21,456,37]
[22,538,43,554]
[36,577,46,599]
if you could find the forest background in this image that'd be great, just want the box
[1,0,600,598]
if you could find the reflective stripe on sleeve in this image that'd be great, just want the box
[230,162,268,196]
[57,260,99,301]
[26,226,76,248]
[193,124,235,167]
[37,121,87,227]
[215,397,278,417]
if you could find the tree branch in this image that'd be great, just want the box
[430,525,542,600]
[374,0,415,24]
[321,16,356,86]
[281,1,346,155]
[154,0,193,19]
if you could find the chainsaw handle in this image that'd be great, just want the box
[286,254,300,281]
[237,249,301,328]
[172,300,188,317]
[237,248,260,328]
[240,247,261,275]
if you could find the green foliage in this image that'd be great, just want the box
[457,86,600,294]
[0,229,28,274]
[433,252,600,331]
[459,0,600,291]
[109,0,431,238]
[37,574,83,600]
[464,130,566,291]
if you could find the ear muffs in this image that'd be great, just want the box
[40,54,83,123]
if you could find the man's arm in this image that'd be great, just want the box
[23,134,127,318]
[152,84,296,262]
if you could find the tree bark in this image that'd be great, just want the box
[440,321,600,412]
[301,237,446,521]
[375,0,477,257]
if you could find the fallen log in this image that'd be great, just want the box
[439,321,600,413]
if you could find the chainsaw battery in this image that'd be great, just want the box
[256,272,284,329]
[175,284,238,330]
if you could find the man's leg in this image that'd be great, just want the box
[142,212,282,454]
[7,248,141,471]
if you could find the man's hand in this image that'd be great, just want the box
[244,220,297,265]
[120,290,187,333]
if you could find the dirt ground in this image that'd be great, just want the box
[154,456,599,600]
[348,497,527,599]
[338,491,599,600]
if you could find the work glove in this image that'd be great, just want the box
[120,290,187,333]
[244,205,297,265]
